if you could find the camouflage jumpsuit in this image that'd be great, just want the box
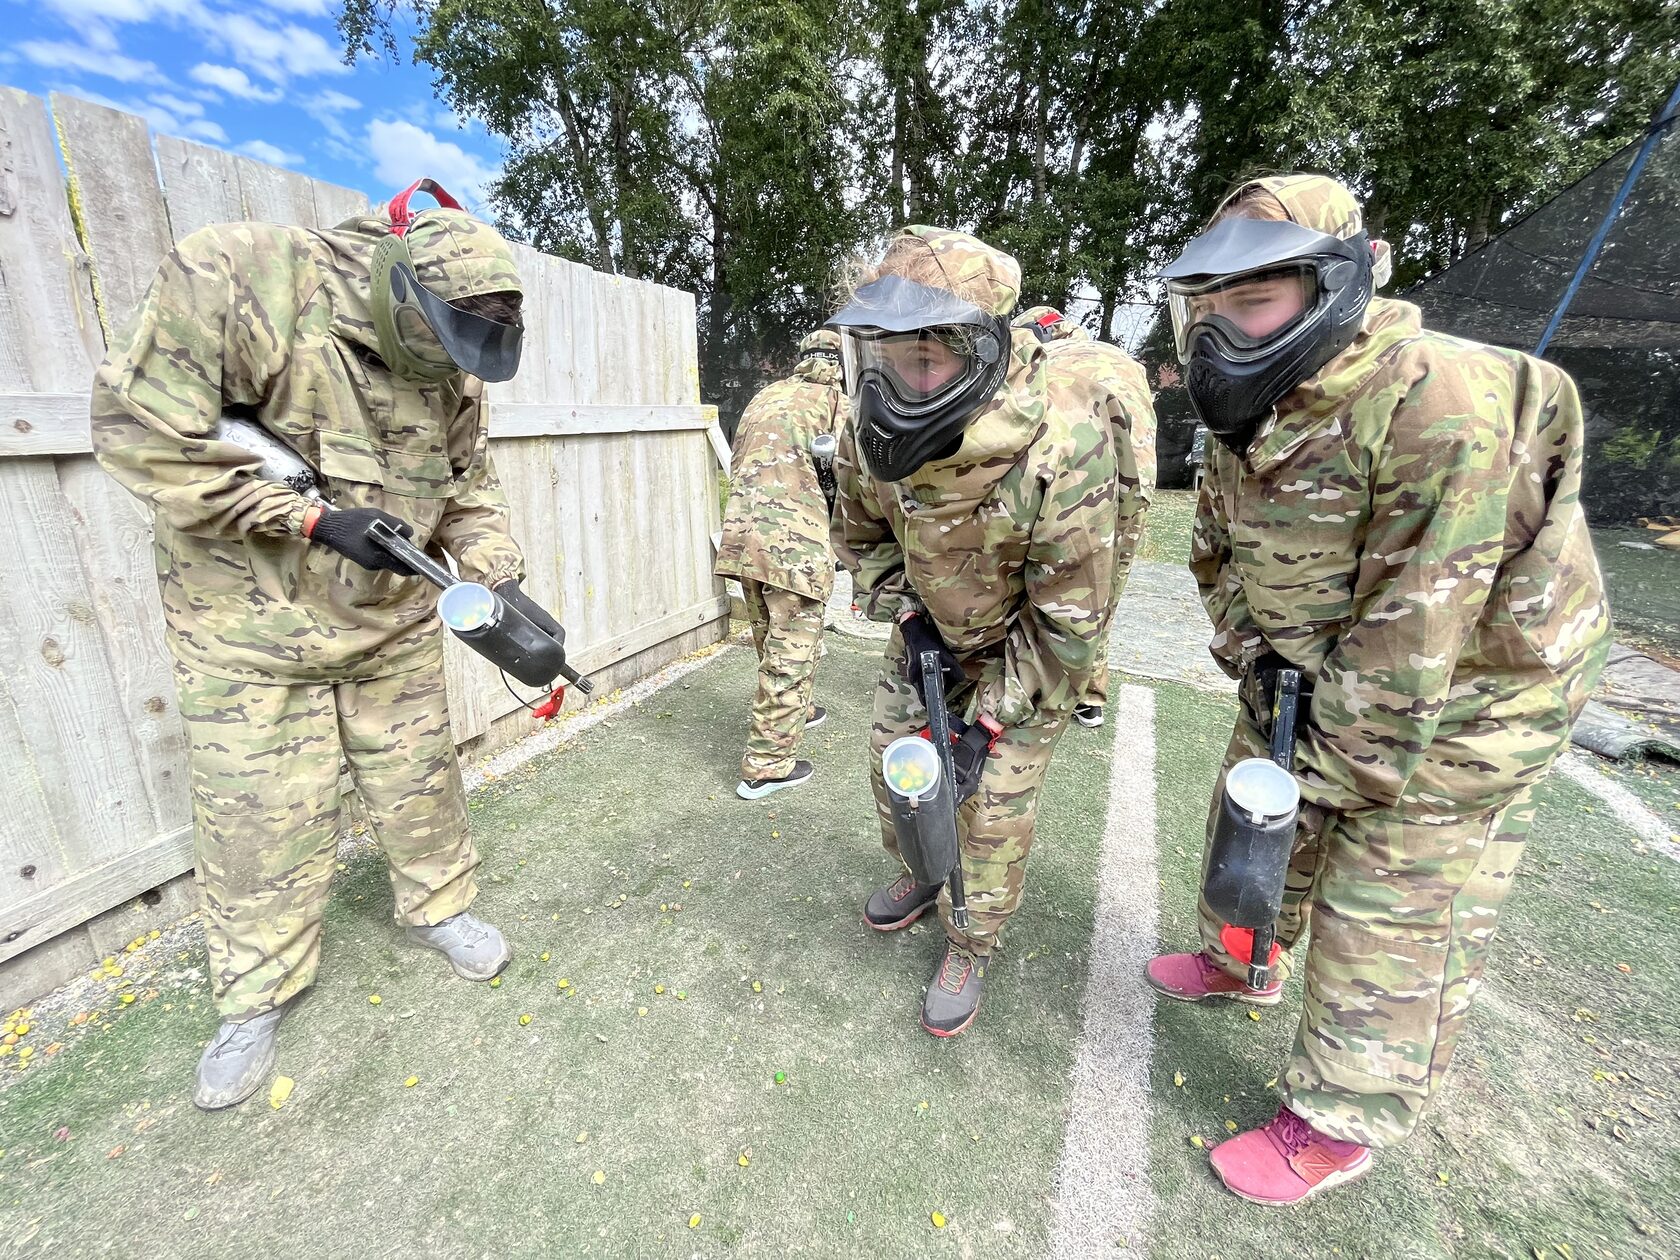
[714,335,848,780]
[1014,308,1157,708]
[835,227,1135,956]
[1190,176,1611,1147]
[92,210,526,1019]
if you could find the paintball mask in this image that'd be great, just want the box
[826,274,1011,482]
[370,179,525,383]
[1158,216,1373,450]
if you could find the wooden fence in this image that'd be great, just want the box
[0,88,728,985]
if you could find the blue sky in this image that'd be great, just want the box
[1,0,507,210]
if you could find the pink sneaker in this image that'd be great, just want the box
[1145,951,1282,1006]
[1210,1107,1373,1206]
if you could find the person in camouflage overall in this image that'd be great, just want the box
[1147,173,1611,1204]
[91,181,562,1111]
[715,329,848,798]
[830,226,1131,1036]
[1013,307,1157,727]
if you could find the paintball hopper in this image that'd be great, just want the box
[212,413,588,694]
[1202,667,1302,988]
[882,734,959,888]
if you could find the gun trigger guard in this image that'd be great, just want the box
[531,686,566,722]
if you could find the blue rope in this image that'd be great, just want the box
[1535,76,1680,357]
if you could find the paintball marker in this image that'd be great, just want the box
[1201,667,1302,989]
[879,648,970,930]
[213,413,590,701]
[810,432,838,515]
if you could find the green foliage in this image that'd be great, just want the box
[337,0,1680,417]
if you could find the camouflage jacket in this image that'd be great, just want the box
[91,218,525,684]
[1191,298,1610,817]
[1035,323,1156,580]
[834,330,1124,726]
[713,353,846,601]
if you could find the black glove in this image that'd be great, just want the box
[494,580,566,648]
[308,507,417,575]
[947,714,1003,805]
[899,611,961,695]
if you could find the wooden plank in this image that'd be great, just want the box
[50,93,174,339]
[707,420,732,469]
[0,88,105,393]
[236,156,316,226]
[310,178,369,230]
[154,135,242,242]
[55,457,189,835]
[0,394,92,455]
[0,823,191,964]
[0,460,160,929]
[0,396,713,454]
[555,256,599,405]
[488,402,710,439]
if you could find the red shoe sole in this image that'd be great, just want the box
[1218,1153,1373,1206]
[1146,976,1282,1006]
[920,1003,979,1038]
[863,899,937,933]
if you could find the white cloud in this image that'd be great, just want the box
[367,119,500,208]
[19,39,163,84]
[189,62,283,103]
[263,0,335,13]
[204,13,349,84]
[313,89,361,113]
[57,88,227,144]
[237,138,304,166]
[432,109,466,133]
[149,91,205,117]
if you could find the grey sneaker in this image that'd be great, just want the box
[1074,703,1104,728]
[805,705,828,730]
[193,1005,288,1111]
[406,912,512,981]
[921,942,986,1038]
[863,872,941,931]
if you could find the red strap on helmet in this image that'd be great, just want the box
[387,178,464,238]
[1035,309,1065,329]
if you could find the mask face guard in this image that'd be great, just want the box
[370,178,525,383]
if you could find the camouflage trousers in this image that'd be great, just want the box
[869,626,1067,955]
[174,661,478,1020]
[740,579,826,779]
[1196,711,1541,1148]
[1083,501,1147,708]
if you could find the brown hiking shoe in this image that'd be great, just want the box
[921,942,986,1037]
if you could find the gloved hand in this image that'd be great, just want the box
[899,611,961,695]
[494,580,566,647]
[306,507,418,575]
[947,713,1003,805]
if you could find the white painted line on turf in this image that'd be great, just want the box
[1555,750,1680,863]
[1049,681,1160,1255]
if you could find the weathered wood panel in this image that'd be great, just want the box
[154,136,242,241]
[311,178,369,230]
[51,93,174,337]
[236,156,316,226]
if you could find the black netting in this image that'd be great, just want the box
[1406,114,1680,353]
[1406,108,1680,523]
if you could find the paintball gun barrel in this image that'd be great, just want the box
[1202,667,1302,989]
[880,648,970,930]
[213,414,589,695]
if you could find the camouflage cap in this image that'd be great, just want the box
[895,225,1022,316]
[798,328,841,356]
[1216,174,1364,240]
[404,208,523,302]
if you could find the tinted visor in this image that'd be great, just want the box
[839,326,988,415]
[391,263,525,382]
[1166,264,1320,364]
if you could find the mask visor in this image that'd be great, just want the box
[391,263,525,382]
[1167,265,1319,364]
